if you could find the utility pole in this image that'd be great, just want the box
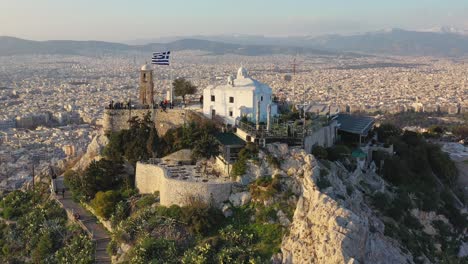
[32,163,35,204]
[129,98,132,121]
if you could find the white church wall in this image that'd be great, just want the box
[202,68,277,125]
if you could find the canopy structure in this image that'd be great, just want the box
[215,132,245,147]
[334,114,375,145]
[335,114,374,136]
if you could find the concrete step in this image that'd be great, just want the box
[95,258,112,264]
[95,237,111,242]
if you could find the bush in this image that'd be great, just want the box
[311,146,328,159]
[54,234,95,264]
[266,154,281,169]
[326,145,351,161]
[403,214,423,230]
[110,200,130,227]
[180,202,224,235]
[91,190,121,219]
[371,192,391,211]
[231,158,247,177]
[32,233,54,263]
[316,176,331,190]
[1,190,34,220]
[256,205,278,222]
[154,205,183,219]
[320,168,329,177]
[136,195,158,209]
[127,238,178,264]
[248,223,283,258]
[376,123,402,143]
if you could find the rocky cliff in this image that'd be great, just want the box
[72,132,108,171]
[258,144,414,264]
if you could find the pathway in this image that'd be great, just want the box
[54,177,112,263]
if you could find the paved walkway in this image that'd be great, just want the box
[54,177,111,263]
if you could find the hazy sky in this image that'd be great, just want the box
[1,0,468,41]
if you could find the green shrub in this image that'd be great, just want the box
[154,205,183,219]
[127,238,178,264]
[231,158,247,177]
[403,214,423,230]
[180,202,224,235]
[136,195,158,209]
[326,145,351,161]
[1,190,34,220]
[376,123,402,143]
[256,206,278,222]
[90,190,121,219]
[371,192,391,211]
[32,233,54,263]
[266,154,281,169]
[311,146,328,159]
[54,234,95,264]
[249,223,283,258]
[110,200,129,227]
[320,168,329,177]
[316,176,331,190]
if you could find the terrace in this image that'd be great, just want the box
[143,158,232,183]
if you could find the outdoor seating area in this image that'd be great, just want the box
[148,160,231,183]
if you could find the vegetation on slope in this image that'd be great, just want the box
[0,184,94,263]
[369,124,467,263]
[106,193,285,263]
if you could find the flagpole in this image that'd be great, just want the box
[170,55,173,106]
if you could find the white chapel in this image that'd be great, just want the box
[203,67,278,125]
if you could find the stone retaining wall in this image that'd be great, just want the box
[135,162,233,207]
[304,122,338,153]
[103,109,189,136]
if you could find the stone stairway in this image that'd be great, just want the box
[53,177,113,263]
[95,237,111,263]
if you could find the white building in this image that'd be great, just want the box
[203,67,277,125]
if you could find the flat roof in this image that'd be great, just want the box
[335,114,375,136]
[215,132,246,146]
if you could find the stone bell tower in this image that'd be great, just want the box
[139,63,154,105]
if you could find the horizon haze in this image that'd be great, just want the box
[1,0,468,41]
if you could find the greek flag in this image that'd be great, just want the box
[151,51,171,65]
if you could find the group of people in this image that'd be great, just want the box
[159,99,173,112]
[107,100,131,110]
[107,99,174,110]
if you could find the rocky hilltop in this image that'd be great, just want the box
[281,163,412,263]
[72,132,108,171]
[254,143,413,264]
[68,133,464,263]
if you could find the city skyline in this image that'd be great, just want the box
[1,0,468,41]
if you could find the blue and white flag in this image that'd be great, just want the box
[151,51,171,65]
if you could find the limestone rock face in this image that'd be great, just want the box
[269,143,414,264]
[72,132,109,171]
[229,191,252,207]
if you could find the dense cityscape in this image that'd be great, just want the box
[1,51,467,189]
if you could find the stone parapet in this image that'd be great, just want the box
[135,162,232,207]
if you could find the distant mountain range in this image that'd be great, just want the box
[2,28,468,57]
[0,37,339,57]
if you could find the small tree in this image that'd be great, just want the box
[91,190,120,219]
[376,123,402,143]
[311,146,328,160]
[173,78,197,104]
[192,133,220,177]
[192,133,220,160]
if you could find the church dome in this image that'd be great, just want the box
[237,67,249,79]
[141,63,152,71]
